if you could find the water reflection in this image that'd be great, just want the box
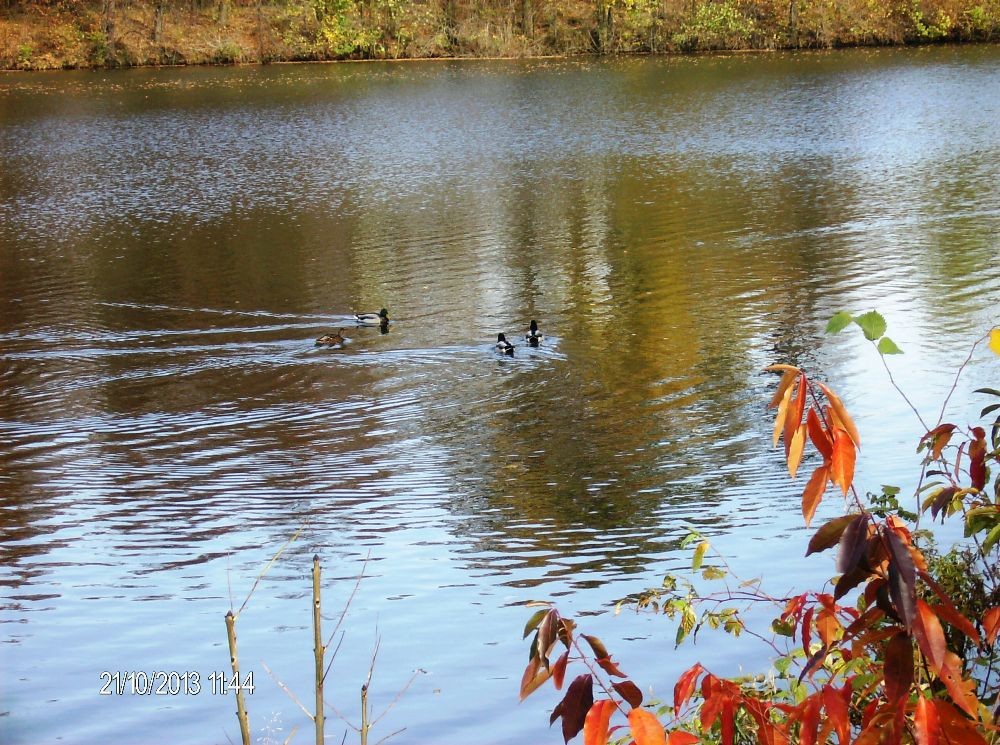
[1,45,999,744]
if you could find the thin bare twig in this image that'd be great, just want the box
[323,549,372,682]
[236,524,307,616]
[262,660,313,720]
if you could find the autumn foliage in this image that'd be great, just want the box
[520,318,1000,745]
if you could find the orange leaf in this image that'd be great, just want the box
[667,732,700,745]
[784,375,807,457]
[934,698,988,745]
[519,656,551,700]
[788,422,807,478]
[983,606,1000,645]
[920,423,956,461]
[801,465,830,527]
[816,608,841,647]
[583,699,617,745]
[806,407,833,460]
[673,663,704,713]
[830,428,856,496]
[765,363,803,375]
[773,382,795,447]
[768,367,800,408]
[817,382,861,448]
[913,599,947,675]
[938,650,979,718]
[913,696,939,745]
[628,708,667,745]
[927,599,981,648]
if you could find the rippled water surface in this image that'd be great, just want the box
[2,46,999,744]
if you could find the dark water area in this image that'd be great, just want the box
[1,46,999,744]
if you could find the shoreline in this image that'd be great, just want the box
[1,0,997,72]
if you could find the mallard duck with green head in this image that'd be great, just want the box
[355,308,389,327]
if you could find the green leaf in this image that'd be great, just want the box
[825,311,853,334]
[774,656,793,676]
[523,608,550,639]
[983,523,1000,554]
[702,566,726,580]
[680,530,701,549]
[974,387,1000,397]
[854,310,887,341]
[980,403,1000,418]
[881,485,900,496]
[877,336,903,355]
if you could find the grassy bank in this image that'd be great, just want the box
[1,0,998,70]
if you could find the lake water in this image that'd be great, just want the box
[1,45,999,744]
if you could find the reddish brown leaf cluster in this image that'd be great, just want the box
[520,359,1000,745]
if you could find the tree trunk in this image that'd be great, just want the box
[788,0,799,45]
[102,0,117,46]
[218,0,229,26]
[522,0,533,37]
[154,0,166,42]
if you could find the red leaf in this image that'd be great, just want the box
[559,675,595,744]
[821,684,850,745]
[700,675,739,745]
[581,634,609,660]
[885,528,917,629]
[883,632,913,706]
[801,465,830,527]
[969,427,987,490]
[801,606,814,657]
[552,651,570,690]
[837,513,871,574]
[673,663,704,713]
[913,696,938,745]
[612,680,643,709]
[583,699,616,745]
[806,406,833,460]
[628,708,667,745]
[983,606,1000,645]
[830,428,856,496]
[798,694,821,745]
[806,514,859,556]
[595,656,627,678]
[537,608,561,660]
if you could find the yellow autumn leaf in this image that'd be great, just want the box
[990,328,1000,356]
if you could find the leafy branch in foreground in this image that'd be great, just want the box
[519,317,1000,745]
